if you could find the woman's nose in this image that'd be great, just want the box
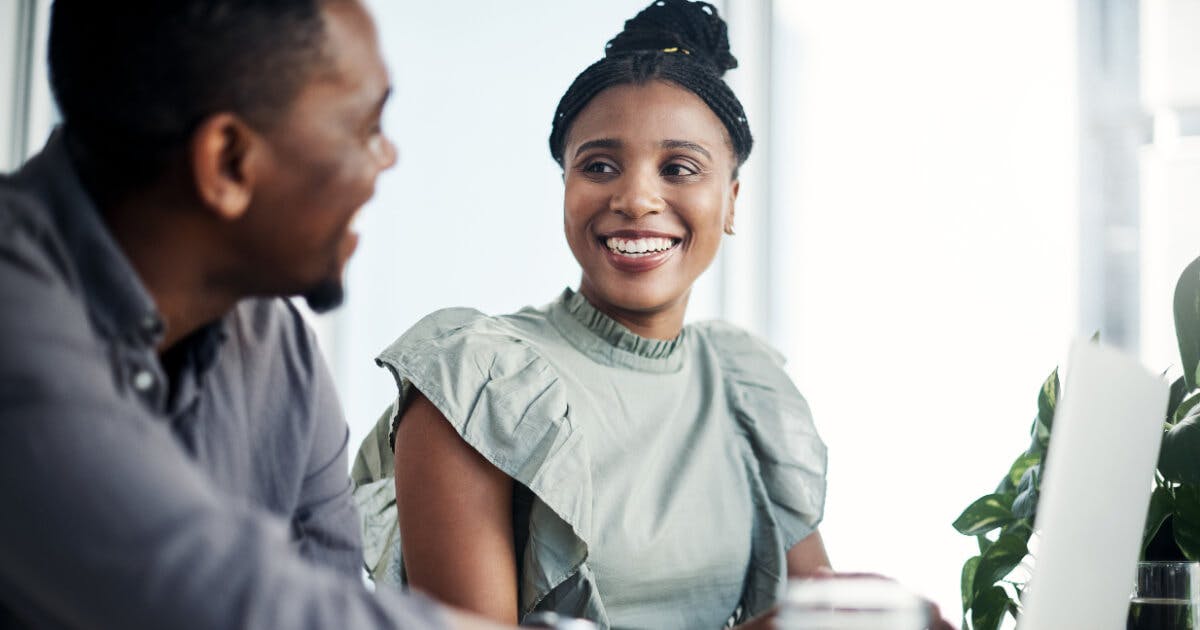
[609,172,666,219]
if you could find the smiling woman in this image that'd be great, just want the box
[351,1,829,629]
[562,81,739,337]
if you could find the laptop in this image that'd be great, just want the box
[1017,340,1170,629]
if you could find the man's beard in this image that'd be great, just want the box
[302,278,345,313]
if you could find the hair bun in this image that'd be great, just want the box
[604,0,737,75]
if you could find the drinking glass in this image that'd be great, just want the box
[521,612,597,629]
[1128,561,1200,630]
[778,576,929,630]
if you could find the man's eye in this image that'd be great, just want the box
[583,162,617,174]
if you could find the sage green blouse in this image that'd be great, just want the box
[352,289,827,629]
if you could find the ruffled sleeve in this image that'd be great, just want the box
[355,308,601,620]
[699,321,828,549]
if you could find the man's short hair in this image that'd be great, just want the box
[48,0,333,194]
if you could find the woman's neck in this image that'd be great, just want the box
[576,283,688,340]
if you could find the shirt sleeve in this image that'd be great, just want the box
[0,205,447,629]
[289,302,366,577]
[699,320,828,548]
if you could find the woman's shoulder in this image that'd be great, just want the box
[689,320,794,397]
[688,319,802,409]
[361,303,594,599]
[690,319,787,367]
[691,319,828,547]
[378,304,555,366]
[374,303,571,458]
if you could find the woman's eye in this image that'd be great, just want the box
[583,162,618,174]
[662,163,698,177]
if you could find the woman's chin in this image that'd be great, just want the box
[591,280,685,316]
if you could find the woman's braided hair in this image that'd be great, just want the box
[548,0,753,172]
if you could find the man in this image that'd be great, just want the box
[0,1,505,628]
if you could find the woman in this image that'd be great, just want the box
[353,1,830,627]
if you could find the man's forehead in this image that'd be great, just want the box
[314,0,386,89]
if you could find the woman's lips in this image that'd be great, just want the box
[597,233,682,273]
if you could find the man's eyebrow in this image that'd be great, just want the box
[662,139,712,160]
[371,86,393,115]
[574,138,622,158]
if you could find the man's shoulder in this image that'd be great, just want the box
[0,186,104,402]
[0,181,74,290]
[0,181,82,327]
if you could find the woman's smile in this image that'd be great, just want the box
[596,229,683,272]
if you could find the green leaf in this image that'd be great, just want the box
[1174,484,1200,560]
[1160,404,1200,484]
[954,493,1016,536]
[961,555,981,612]
[971,585,1012,630]
[1143,484,1174,553]
[1168,376,1189,420]
[1006,452,1041,489]
[1001,519,1034,543]
[1011,465,1040,520]
[1037,368,1060,430]
[1034,422,1050,451]
[974,532,1029,600]
[1173,256,1200,390]
[1173,390,1200,425]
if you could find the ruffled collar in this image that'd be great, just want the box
[547,288,687,374]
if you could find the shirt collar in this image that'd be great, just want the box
[546,287,688,374]
[12,129,165,348]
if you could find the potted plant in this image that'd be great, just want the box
[954,256,1200,630]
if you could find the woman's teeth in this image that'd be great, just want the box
[605,236,677,257]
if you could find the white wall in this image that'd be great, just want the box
[1,0,25,170]
[771,1,1079,620]
[1,0,57,170]
[333,0,724,448]
[1140,0,1200,374]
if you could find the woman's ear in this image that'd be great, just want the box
[725,179,739,236]
[189,113,260,221]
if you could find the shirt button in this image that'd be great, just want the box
[132,370,155,392]
[140,314,164,338]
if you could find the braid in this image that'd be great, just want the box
[548,0,752,171]
[606,0,736,73]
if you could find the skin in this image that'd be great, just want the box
[100,0,397,354]
[395,80,833,627]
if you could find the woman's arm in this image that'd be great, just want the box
[786,529,832,578]
[393,392,519,623]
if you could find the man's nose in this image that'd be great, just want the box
[371,133,398,171]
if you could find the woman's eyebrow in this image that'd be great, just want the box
[662,139,711,159]
[574,138,623,158]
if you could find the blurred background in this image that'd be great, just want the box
[3,0,1199,622]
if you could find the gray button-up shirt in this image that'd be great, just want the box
[0,133,445,629]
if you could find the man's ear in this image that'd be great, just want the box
[189,113,260,221]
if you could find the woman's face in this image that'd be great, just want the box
[562,80,739,324]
